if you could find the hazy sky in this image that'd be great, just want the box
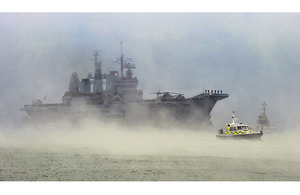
[0,13,299,128]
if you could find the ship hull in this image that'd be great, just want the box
[21,93,228,127]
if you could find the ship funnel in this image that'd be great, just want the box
[68,72,80,93]
[93,51,103,94]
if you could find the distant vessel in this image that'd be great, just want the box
[216,111,263,139]
[256,102,277,133]
[20,43,229,127]
[257,102,269,126]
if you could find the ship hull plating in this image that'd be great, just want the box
[21,93,228,127]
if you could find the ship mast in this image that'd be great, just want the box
[262,102,267,116]
[94,51,98,63]
[93,50,103,94]
[116,41,136,80]
[120,41,124,78]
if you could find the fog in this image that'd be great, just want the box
[0,13,299,130]
[1,116,300,181]
[0,13,300,148]
[0,118,299,160]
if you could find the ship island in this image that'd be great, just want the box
[20,43,229,127]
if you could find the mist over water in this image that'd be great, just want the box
[1,119,299,158]
[1,13,300,181]
[1,120,300,181]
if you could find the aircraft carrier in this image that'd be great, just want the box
[20,43,229,126]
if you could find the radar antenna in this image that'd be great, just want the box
[115,42,136,79]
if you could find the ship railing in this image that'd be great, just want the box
[141,98,187,103]
[203,89,223,94]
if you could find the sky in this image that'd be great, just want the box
[0,13,299,128]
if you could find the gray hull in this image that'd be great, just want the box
[21,93,228,126]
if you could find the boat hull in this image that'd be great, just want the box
[216,132,263,139]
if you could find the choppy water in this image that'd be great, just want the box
[1,123,300,181]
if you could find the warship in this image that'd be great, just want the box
[20,43,229,127]
[257,102,269,126]
[256,102,277,132]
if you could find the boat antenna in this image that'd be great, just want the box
[232,111,238,124]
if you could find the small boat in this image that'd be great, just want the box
[216,111,263,139]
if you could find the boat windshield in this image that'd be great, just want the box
[236,125,248,130]
[229,125,250,131]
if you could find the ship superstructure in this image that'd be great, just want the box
[20,43,229,126]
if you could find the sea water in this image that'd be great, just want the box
[0,121,300,181]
